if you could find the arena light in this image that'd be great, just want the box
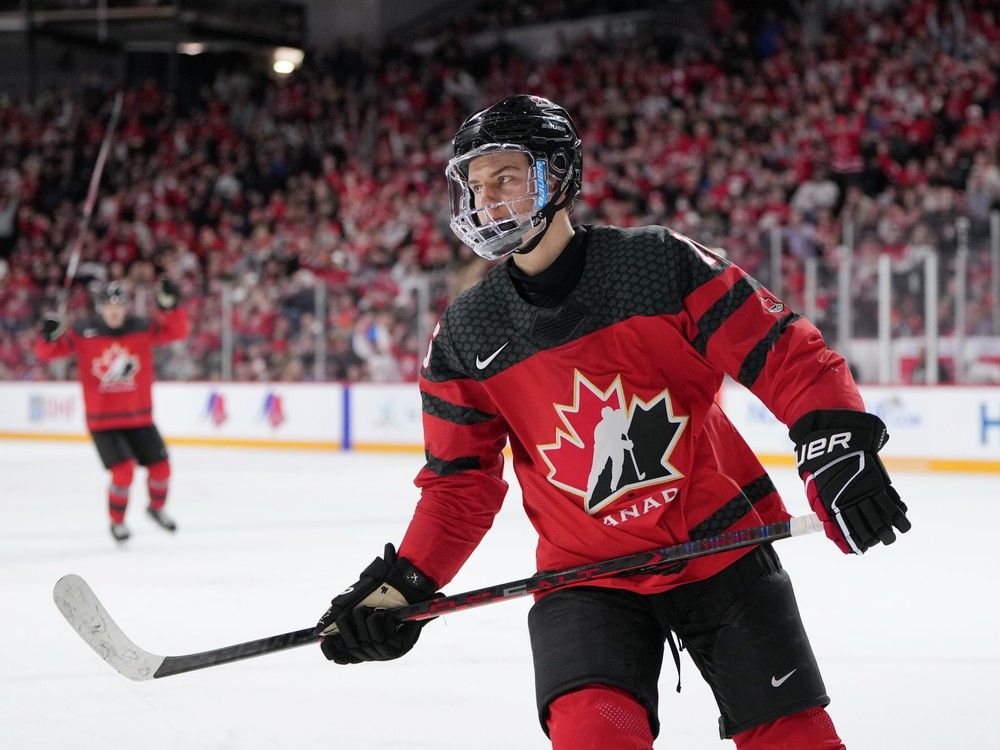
[177,42,205,56]
[272,46,304,75]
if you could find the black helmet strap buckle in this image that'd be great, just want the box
[513,176,573,256]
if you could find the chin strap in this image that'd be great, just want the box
[513,180,574,256]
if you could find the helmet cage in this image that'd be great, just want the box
[446,142,573,261]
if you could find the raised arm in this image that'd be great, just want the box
[33,314,75,362]
[150,279,189,344]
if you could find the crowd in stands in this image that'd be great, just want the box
[0,0,997,383]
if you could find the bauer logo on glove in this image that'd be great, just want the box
[795,432,852,464]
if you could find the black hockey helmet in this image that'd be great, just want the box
[98,280,131,305]
[446,95,583,260]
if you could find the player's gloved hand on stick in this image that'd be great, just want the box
[790,409,911,555]
[154,277,181,310]
[41,313,67,342]
[315,543,439,664]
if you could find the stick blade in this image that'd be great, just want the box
[53,574,164,681]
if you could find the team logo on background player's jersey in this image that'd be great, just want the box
[91,343,140,392]
[537,371,688,514]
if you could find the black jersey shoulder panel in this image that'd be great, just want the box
[423,226,721,383]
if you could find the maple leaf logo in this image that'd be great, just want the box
[91,343,140,392]
[537,370,689,515]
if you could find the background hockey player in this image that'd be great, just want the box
[34,279,189,542]
[315,96,911,749]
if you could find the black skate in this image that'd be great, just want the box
[110,522,131,543]
[146,506,177,532]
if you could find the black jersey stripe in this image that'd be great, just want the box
[692,276,761,356]
[423,450,482,477]
[88,409,153,422]
[736,313,802,388]
[422,227,736,384]
[689,474,777,540]
[421,392,497,425]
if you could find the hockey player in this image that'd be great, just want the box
[34,279,189,542]
[316,96,911,749]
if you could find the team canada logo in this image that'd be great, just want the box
[91,343,140,392]
[760,294,785,314]
[537,371,689,515]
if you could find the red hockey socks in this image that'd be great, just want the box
[108,460,135,524]
[545,688,841,749]
[547,685,654,750]
[146,460,170,511]
[733,706,845,749]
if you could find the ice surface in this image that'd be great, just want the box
[1,441,996,749]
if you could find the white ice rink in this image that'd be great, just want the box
[1,440,997,749]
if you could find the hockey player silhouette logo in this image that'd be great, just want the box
[586,406,638,502]
[91,343,140,392]
[538,371,688,514]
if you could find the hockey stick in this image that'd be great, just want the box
[56,91,124,318]
[626,445,645,480]
[53,514,822,681]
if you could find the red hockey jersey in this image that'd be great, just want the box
[400,225,862,595]
[34,309,189,431]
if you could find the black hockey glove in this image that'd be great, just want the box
[154,278,181,310]
[790,409,911,555]
[40,313,67,343]
[315,543,439,664]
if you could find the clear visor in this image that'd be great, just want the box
[446,143,551,261]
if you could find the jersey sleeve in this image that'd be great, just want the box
[33,329,76,362]
[397,317,509,589]
[150,307,190,344]
[668,230,863,426]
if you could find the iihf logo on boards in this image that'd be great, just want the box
[537,371,689,514]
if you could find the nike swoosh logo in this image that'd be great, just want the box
[771,669,797,687]
[475,341,509,370]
